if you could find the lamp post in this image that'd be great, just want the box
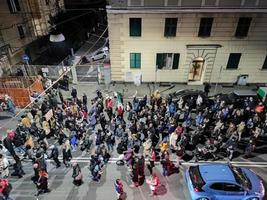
[214,66,223,93]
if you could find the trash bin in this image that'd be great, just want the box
[237,74,249,86]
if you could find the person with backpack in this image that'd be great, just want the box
[72,162,83,186]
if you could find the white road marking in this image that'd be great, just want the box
[39,158,267,168]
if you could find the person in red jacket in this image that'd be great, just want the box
[114,179,126,200]
[146,173,161,196]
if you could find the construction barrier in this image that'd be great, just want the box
[0,76,44,107]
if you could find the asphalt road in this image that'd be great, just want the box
[7,157,267,200]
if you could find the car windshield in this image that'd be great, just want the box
[230,166,252,190]
[189,166,205,190]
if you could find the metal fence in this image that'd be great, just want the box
[11,64,73,80]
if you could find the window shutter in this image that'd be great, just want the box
[6,0,13,13]
[14,0,20,11]
[172,53,180,69]
[235,17,252,37]
[17,25,25,39]
[136,53,141,68]
[130,18,141,36]
[130,53,135,68]
[198,18,213,37]
[156,54,164,69]
[226,53,241,69]
[262,55,267,69]
[164,18,177,37]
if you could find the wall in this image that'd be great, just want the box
[107,12,267,83]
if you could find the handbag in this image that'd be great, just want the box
[75,172,83,180]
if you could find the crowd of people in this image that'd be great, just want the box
[0,81,265,200]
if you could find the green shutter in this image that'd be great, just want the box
[156,54,164,69]
[164,18,177,37]
[130,53,141,68]
[130,18,141,36]
[172,53,180,69]
[135,53,141,68]
[130,53,135,68]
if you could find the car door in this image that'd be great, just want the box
[223,183,245,200]
[207,182,245,200]
[207,182,229,200]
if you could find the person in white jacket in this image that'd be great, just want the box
[0,154,9,178]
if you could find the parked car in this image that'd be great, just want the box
[215,90,258,108]
[91,49,108,61]
[185,164,265,200]
[169,89,213,109]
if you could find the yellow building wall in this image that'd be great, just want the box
[107,12,267,83]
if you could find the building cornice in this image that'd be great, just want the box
[107,7,267,14]
[186,44,223,49]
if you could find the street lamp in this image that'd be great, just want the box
[49,28,65,42]
[49,33,65,42]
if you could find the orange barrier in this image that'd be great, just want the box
[0,76,44,107]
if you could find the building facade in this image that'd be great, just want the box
[107,0,267,84]
[0,0,64,66]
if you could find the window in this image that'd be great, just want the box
[223,183,243,192]
[129,18,141,37]
[130,53,141,68]
[235,17,252,37]
[164,18,178,37]
[210,183,243,192]
[210,183,224,191]
[198,18,213,37]
[262,56,267,70]
[226,53,241,69]
[189,166,206,191]
[17,25,25,39]
[7,0,21,13]
[156,53,180,70]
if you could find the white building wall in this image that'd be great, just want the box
[107,12,267,83]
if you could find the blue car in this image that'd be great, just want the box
[185,164,265,200]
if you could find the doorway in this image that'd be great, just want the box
[188,57,205,82]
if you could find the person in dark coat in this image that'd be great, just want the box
[82,93,88,105]
[62,142,72,167]
[204,83,211,96]
[72,162,83,186]
[49,145,61,168]
[11,155,24,178]
[36,168,50,196]
[71,87,77,99]
[3,131,16,157]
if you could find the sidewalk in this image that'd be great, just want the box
[62,82,257,101]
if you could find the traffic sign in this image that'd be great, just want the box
[22,54,29,62]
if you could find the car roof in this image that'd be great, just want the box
[199,164,236,183]
[174,89,204,95]
[232,90,257,96]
